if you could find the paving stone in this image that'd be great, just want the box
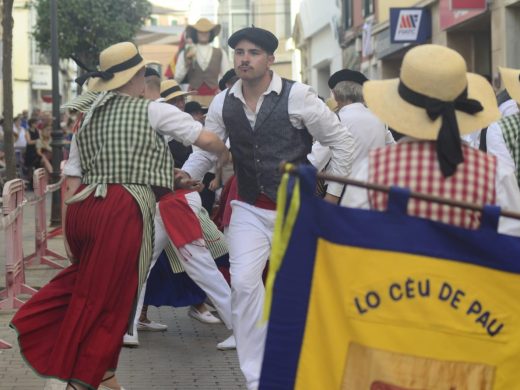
[0,194,246,389]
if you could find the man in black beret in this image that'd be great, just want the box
[328,68,368,90]
[179,26,357,389]
[323,69,394,203]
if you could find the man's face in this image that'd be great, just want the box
[168,96,186,111]
[233,40,274,82]
[197,31,210,44]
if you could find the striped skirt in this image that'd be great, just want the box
[10,185,142,389]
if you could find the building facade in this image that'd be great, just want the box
[291,0,344,97]
[294,0,520,93]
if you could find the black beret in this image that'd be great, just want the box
[219,68,237,91]
[328,69,368,89]
[185,101,208,115]
[228,26,278,53]
[145,67,161,78]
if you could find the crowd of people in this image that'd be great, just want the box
[6,18,520,390]
[0,109,75,190]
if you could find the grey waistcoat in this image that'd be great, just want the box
[223,78,313,203]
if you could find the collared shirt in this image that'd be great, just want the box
[309,103,394,175]
[182,72,357,197]
[174,44,229,85]
[63,100,202,177]
[341,138,520,237]
[486,121,517,176]
[499,99,520,118]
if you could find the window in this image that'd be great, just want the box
[362,0,374,18]
[344,0,352,29]
[150,16,158,26]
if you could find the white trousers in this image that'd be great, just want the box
[227,200,276,390]
[133,192,233,336]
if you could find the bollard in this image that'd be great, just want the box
[23,168,66,269]
[0,178,37,311]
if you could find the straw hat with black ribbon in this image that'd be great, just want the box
[74,42,146,92]
[499,66,520,104]
[160,80,196,102]
[363,44,500,177]
[186,18,221,36]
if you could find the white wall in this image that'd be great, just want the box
[13,3,31,114]
[307,25,341,95]
[297,0,341,93]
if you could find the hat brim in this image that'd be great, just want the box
[88,60,146,92]
[164,90,197,102]
[363,73,500,140]
[500,66,520,104]
[187,24,221,35]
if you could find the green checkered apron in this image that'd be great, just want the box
[499,113,520,186]
[63,91,175,332]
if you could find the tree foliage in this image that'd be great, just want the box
[33,0,151,69]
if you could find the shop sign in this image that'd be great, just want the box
[440,0,487,30]
[390,8,431,44]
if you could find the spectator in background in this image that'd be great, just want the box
[24,118,40,189]
[21,110,29,129]
[13,115,27,177]
[36,126,53,174]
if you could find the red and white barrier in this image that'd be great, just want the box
[0,179,38,312]
[23,169,66,269]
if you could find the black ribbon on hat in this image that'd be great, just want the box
[398,81,484,177]
[74,53,143,87]
[160,85,182,98]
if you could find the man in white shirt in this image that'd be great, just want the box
[310,69,394,198]
[178,26,357,389]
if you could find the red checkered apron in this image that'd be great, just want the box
[368,141,496,229]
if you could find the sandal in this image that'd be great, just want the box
[98,374,126,390]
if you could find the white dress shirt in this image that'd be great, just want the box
[341,139,520,237]
[307,103,393,192]
[499,99,520,118]
[486,121,517,176]
[174,44,230,85]
[63,100,202,177]
[182,72,357,197]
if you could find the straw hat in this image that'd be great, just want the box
[160,80,196,101]
[187,18,221,35]
[499,66,520,104]
[87,42,146,92]
[363,44,500,140]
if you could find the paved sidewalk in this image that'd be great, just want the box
[0,194,245,389]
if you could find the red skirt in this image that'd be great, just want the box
[10,185,142,388]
